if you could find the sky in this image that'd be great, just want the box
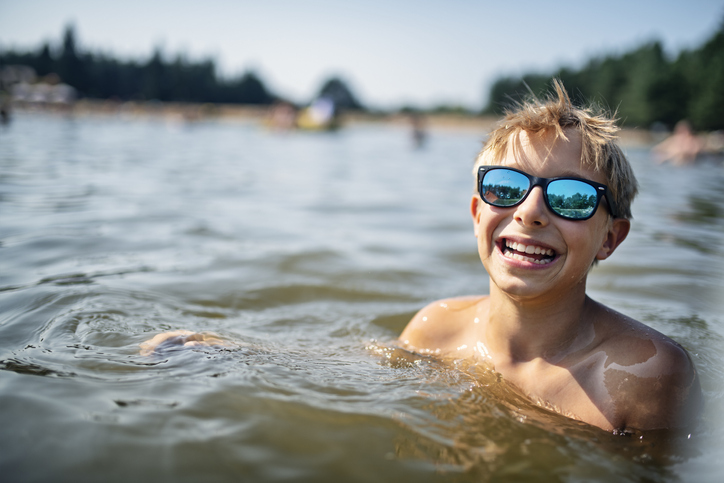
[1,0,723,110]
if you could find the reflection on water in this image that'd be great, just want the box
[677,196,724,225]
[661,192,724,255]
[0,114,723,482]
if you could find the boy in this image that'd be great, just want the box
[399,81,702,433]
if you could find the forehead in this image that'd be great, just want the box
[487,128,600,180]
[504,129,581,171]
[479,128,608,184]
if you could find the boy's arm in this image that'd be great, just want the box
[139,330,230,356]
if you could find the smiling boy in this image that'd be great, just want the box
[399,81,702,432]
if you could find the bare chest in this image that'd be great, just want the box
[494,359,620,431]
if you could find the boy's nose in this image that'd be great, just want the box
[513,186,550,227]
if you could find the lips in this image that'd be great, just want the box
[501,238,557,265]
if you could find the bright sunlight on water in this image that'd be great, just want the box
[1,112,723,482]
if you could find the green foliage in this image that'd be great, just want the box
[483,74,550,114]
[316,77,363,110]
[0,25,276,105]
[483,20,724,131]
[684,26,724,130]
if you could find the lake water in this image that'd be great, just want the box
[1,111,723,482]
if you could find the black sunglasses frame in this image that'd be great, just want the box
[477,165,617,220]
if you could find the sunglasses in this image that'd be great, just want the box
[477,166,617,220]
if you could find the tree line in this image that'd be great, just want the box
[0,25,362,109]
[3,21,723,129]
[484,19,724,131]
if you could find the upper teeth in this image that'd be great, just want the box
[505,240,554,256]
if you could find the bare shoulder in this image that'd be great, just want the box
[590,302,703,430]
[398,295,487,354]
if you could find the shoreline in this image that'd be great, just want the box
[0,98,704,149]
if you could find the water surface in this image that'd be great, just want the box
[1,112,723,482]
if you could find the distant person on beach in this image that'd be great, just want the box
[266,101,298,132]
[653,120,703,165]
[140,81,702,434]
[0,92,10,124]
[399,80,702,433]
[410,112,427,149]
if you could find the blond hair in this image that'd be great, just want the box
[474,80,638,219]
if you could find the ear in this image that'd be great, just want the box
[596,218,630,261]
[471,196,482,237]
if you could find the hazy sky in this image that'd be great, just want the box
[1,0,722,109]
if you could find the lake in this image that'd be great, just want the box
[1,111,723,482]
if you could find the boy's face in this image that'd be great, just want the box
[471,129,630,300]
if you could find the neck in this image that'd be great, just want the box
[484,282,595,364]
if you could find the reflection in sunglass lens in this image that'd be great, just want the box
[481,170,529,206]
[546,180,598,219]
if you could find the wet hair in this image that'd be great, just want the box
[473,79,638,219]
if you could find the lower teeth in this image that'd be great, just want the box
[506,250,552,265]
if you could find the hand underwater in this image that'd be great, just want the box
[139,330,231,356]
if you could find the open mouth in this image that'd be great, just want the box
[501,239,557,265]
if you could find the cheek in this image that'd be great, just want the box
[475,211,507,260]
[476,210,502,242]
[564,221,607,261]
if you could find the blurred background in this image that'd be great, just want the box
[1,0,724,135]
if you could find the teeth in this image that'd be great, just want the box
[504,239,554,257]
[509,252,553,264]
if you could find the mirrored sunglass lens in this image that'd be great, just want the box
[546,180,598,219]
[481,169,529,206]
